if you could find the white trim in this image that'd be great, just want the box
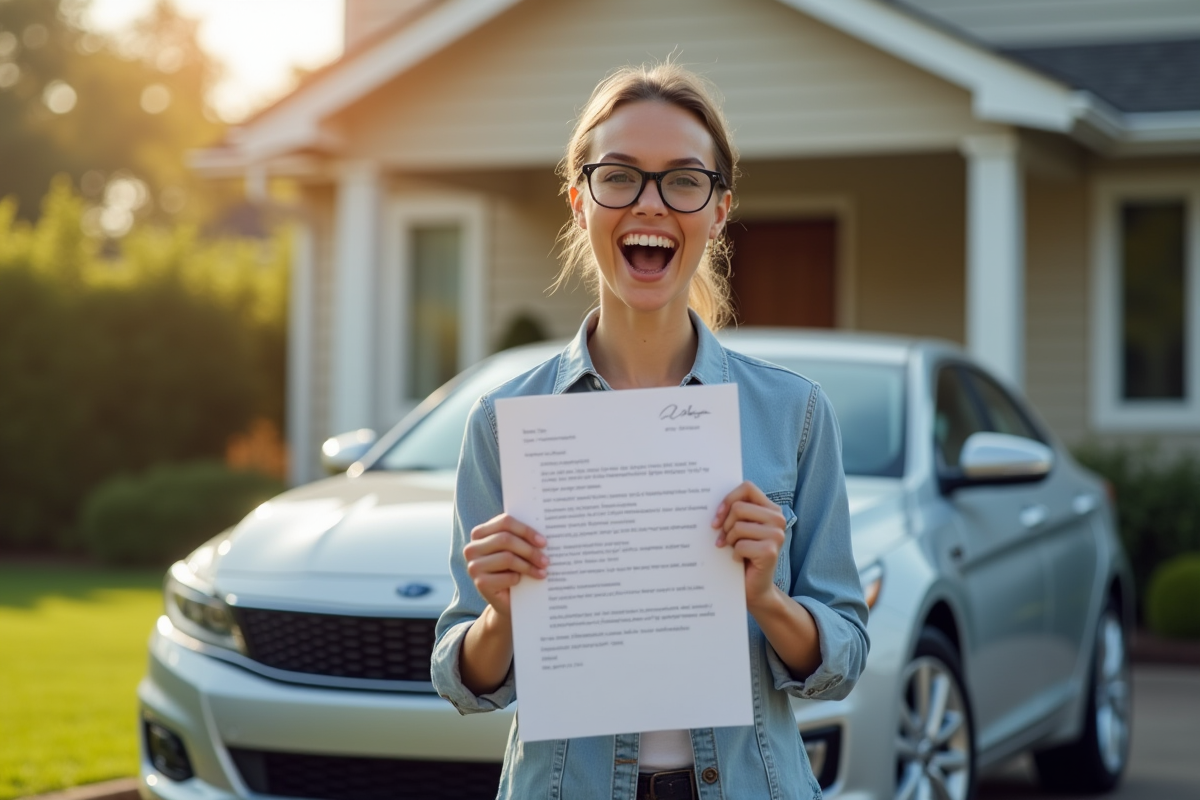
[1090,174,1200,432]
[233,0,523,163]
[774,0,1075,131]
[287,221,316,486]
[733,194,858,329]
[330,160,382,436]
[961,133,1025,389]
[228,0,1081,165]
[379,194,489,423]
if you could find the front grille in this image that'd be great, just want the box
[234,608,436,683]
[228,749,502,800]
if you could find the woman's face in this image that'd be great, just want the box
[569,100,730,321]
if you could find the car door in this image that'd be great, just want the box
[934,364,1052,752]
[961,368,1101,707]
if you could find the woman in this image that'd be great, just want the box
[432,63,869,800]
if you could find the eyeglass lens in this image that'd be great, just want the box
[587,165,715,213]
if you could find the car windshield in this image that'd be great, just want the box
[372,350,905,478]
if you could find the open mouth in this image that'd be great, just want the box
[620,233,677,276]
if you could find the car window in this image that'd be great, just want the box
[373,349,555,471]
[373,350,906,479]
[963,369,1043,442]
[934,366,986,469]
[769,359,906,478]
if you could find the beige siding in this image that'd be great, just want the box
[336,0,999,169]
[899,0,1200,45]
[343,0,428,51]
[737,153,967,343]
[1024,175,1090,444]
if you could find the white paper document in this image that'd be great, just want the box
[496,383,752,742]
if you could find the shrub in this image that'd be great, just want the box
[1074,443,1200,619]
[0,182,287,551]
[78,461,285,566]
[1145,553,1200,640]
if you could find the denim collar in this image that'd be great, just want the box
[552,307,730,394]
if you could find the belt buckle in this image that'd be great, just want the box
[648,768,694,800]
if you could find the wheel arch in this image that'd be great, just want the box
[923,599,964,657]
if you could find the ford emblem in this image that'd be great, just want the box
[396,582,433,598]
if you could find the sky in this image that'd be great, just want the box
[84,0,345,122]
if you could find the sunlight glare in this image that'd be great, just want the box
[85,0,344,122]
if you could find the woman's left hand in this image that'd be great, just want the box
[713,481,788,609]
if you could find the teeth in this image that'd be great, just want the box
[622,234,676,248]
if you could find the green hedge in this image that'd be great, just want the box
[1075,443,1200,618]
[79,461,285,566]
[1145,554,1200,640]
[0,181,286,551]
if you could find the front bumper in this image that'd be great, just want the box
[141,600,908,800]
[138,616,513,800]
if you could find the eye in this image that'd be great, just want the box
[665,171,704,189]
[597,166,639,184]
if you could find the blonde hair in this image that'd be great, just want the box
[553,63,739,331]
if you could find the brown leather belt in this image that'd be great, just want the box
[636,768,697,800]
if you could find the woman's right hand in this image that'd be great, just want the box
[463,513,548,618]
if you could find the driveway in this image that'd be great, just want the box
[979,665,1200,799]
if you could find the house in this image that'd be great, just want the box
[193,0,1200,485]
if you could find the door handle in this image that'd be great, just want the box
[1020,504,1048,529]
[1072,493,1098,516]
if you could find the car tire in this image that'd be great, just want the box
[895,626,976,800]
[1033,602,1131,794]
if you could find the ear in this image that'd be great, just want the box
[709,190,732,240]
[568,185,587,229]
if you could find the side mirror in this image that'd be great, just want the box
[959,431,1054,482]
[320,428,377,474]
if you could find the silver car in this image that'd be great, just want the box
[138,331,1133,800]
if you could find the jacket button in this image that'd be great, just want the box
[701,767,719,784]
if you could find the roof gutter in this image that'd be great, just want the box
[1070,92,1200,156]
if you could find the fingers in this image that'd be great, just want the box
[466,547,548,581]
[464,514,548,611]
[471,513,546,547]
[465,529,548,571]
[713,487,786,548]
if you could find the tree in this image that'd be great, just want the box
[0,0,228,226]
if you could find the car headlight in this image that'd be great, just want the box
[164,561,246,654]
[859,562,884,610]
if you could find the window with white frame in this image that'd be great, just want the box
[380,197,487,423]
[1091,178,1200,430]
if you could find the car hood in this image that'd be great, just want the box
[208,472,907,612]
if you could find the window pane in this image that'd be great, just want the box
[408,225,461,400]
[934,367,986,469]
[1121,201,1186,400]
[964,370,1041,442]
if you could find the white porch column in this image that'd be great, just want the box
[961,134,1025,389]
[331,160,382,435]
[287,218,316,486]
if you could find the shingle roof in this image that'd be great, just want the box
[1001,38,1200,114]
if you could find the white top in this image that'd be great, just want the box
[639,729,695,772]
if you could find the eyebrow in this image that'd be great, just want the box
[598,152,708,168]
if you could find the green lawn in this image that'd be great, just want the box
[0,565,164,800]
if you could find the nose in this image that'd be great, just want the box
[632,177,668,216]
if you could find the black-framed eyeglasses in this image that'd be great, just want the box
[581,163,725,214]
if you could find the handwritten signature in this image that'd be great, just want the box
[659,403,711,421]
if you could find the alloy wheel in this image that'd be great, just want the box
[1094,610,1132,775]
[895,655,972,800]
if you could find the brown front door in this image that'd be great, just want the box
[727,218,837,327]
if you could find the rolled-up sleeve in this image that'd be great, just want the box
[765,384,870,701]
[431,396,517,714]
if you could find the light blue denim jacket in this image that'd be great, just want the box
[432,309,869,800]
